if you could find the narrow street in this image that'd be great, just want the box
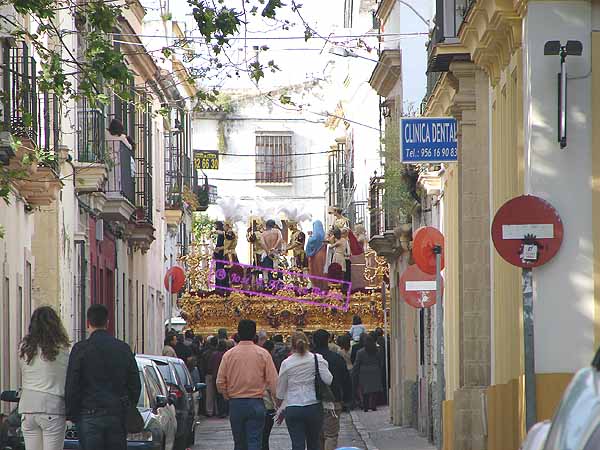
[193,413,366,450]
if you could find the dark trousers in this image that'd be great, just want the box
[78,414,126,450]
[216,393,229,417]
[262,410,275,450]
[261,256,275,282]
[229,398,266,450]
[285,403,323,450]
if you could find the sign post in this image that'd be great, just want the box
[409,227,445,449]
[491,195,564,430]
[382,282,389,396]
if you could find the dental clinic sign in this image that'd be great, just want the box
[400,117,458,163]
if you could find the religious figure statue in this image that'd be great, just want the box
[306,220,328,292]
[247,219,265,267]
[223,221,238,267]
[286,220,308,272]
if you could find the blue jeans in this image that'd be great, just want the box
[229,398,266,450]
[285,403,323,450]
[77,414,126,450]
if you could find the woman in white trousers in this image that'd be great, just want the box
[19,306,71,450]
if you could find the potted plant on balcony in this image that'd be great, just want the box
[182,185,201,212]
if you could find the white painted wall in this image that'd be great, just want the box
[0,193,34,395]
[523,0,594,373]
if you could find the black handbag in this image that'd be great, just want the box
[314,353,336,403]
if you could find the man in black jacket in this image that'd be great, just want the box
[313,329,352,450]
[65,304,141,450]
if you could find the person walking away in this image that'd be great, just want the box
[209,339,229,418]
[19,306,71,450]
[202,337,218,417]
[313,330,351,450]
[276,332,333,450]
[174,333,192,360]
[352,335,383,412]
[271,334,289,372]
[336,335,352,372]
[184,330,195,347]
[162,333,177,357]
[261,340,276,450]
[216,320,278,450]
[65,304,141,450]
[349,316,366,344]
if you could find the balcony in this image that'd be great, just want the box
[368,49,402,98]
[426,0,472,74]
[102,135,136,223]
[126,95,155,252]
[1,40,62,206]
[74,100,108,193]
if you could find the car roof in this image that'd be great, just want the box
[135,356,156,368]
[139,354,184,365]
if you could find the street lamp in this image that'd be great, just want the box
[544,40,583,149]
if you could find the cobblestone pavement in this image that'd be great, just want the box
[192,412,366,450]
[350,407,436,450]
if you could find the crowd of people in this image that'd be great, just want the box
[163,314,389,450]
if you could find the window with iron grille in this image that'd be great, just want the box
[134,90,153,224]
[328,142,346,208]
[0,41,59,154]
[255,133,293,183]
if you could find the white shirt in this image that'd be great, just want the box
[276,352,333,407]
[21,347,69,396]
[19,346,69,414]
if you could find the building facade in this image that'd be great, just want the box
[419,0,598,449]
[0,0,198,407]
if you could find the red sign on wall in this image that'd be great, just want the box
[400,264,444,309]
[491,195,564,268]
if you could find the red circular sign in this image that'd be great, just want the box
[491,195,563,268]
[164,266,186,293]
[400,264,443,309]
[413,227,445,275]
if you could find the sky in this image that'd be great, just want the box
[162,0,433,109]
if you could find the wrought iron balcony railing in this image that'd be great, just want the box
[77,99,106,163]
[0,40,60,154]
[105,137,135,205]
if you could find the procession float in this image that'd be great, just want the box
[177,199,390,335]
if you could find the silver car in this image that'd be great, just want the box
[522,368,600,450]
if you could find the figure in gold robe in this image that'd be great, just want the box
[287,221,308,271]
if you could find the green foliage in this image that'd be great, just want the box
[193,213,216,241]
[382,121,416,223]
[0,225,4,239]
[262,0,284,19]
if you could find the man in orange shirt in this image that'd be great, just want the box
[216,319,278,450]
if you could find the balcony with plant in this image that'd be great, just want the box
[0,40,62,207]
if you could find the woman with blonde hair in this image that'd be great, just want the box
[276,331,333,450]
[19,306,71,450]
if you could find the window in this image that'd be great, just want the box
[255,133,293,183]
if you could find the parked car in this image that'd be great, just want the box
[0,390,24,450]
[1,357,177,450]
[519,421,551,450]
[521,367,600,450]
[140,355,204,450]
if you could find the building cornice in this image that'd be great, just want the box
[458,0,523,86]
[368,49,402,98]
[375,0,396,25]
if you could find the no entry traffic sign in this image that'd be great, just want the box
[400,264,444,309]
[413,227,445,275]
[164,266,186,293]
[491,195,563,268]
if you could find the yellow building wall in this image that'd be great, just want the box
[443,164,460,402]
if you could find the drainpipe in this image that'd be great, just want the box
[75,240,86,341]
